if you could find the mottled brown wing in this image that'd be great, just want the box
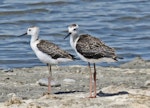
[37,40,75,59]
[76,34,117,60]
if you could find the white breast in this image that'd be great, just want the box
[30,41,59,64]
[30,40,73,65]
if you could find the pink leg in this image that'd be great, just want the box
[47,64,52,94]
[48,75,51,94]
[88,62,93,97]
[88,62,92,97]
[93,63,97,98]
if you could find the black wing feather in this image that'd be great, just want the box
[37,40,75,59]
[76,34,117,60]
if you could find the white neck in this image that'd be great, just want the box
[30,34,39,43]
[70,33,79,49]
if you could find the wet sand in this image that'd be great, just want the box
[0,57,150,108]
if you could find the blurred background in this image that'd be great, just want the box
[0,0,150,69]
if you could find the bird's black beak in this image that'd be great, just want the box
[18,32,27,37]
[64,33,71,39]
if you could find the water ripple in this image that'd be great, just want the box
[0,0,150,69]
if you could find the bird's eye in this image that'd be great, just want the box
[73,28,76,31]
[29,29,31,31]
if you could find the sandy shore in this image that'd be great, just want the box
[0,57,150,108]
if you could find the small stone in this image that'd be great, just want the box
[38,78,61,87]
[76,69,81,73]
[7,93,16,98]
[144,80,150,86]
[2,68,13,72]
[63,78,76,85]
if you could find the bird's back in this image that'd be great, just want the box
[76,34,117,60]
[37,40,75,60]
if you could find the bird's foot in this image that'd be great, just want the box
[88,95,96,98]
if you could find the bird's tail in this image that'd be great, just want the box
[69,54,79,60]
[117,56,123,59]
[114,56,123,61]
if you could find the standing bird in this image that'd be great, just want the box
[19,26,75,94]
[64,24,122,98]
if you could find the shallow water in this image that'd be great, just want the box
[0,0,150,69]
